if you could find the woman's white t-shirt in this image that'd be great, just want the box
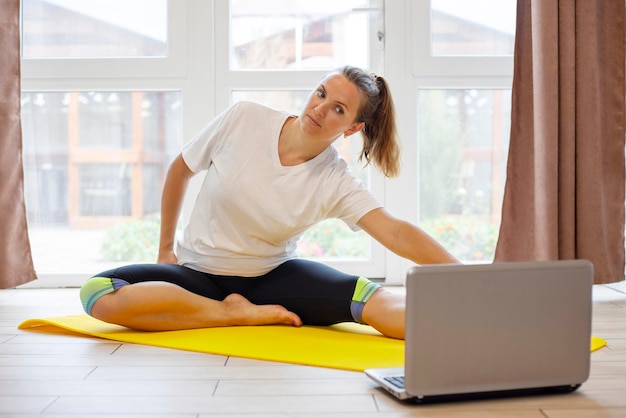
[177,101,382,276]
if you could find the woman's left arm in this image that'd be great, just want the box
[357,208,460,265]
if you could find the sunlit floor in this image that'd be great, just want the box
[1,285,625,417]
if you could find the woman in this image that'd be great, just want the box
[80,66,458,339]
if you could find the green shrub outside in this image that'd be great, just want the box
[101,218,161,262]
[100,216,496,263]
[297,219,368,258]
[420,216,498,261]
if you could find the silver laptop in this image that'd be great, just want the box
[365,260,593,403]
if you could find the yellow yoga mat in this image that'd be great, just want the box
[18,315,607,372]
[591,336,607,352]
[19,315,403,371]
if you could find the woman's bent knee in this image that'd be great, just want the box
[80,276,129,316]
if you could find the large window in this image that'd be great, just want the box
[21,0,186,285]
[20,0,514,286]
[412,0,515,268]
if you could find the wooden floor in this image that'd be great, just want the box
[1,285,625,417]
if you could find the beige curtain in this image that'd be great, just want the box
[0,0,37,288]
[495,0,625,284]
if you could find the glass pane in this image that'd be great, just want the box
[22,0,168,58]
[431,0,516,56]
[230,0,378,70]
[22,91,182,273]
[78,92,133,149]
[79,164,132,216]
[418,89,511,262]
[232,90,370,259]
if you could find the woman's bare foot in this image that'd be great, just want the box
[222,293,302,327]
[91,283,302,331]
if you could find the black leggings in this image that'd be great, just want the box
[87,259,362,326]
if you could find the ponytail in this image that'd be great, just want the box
[338,66,400,178]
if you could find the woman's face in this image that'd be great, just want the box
[299,73,365,142]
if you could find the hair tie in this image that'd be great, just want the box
[369,73,378,82]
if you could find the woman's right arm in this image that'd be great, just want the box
[157,153,195,264]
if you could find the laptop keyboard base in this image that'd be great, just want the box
[384,376,405,389]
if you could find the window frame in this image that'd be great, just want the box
[19,0,514,287]
[411,0,514,77]
[21,1,188,80]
